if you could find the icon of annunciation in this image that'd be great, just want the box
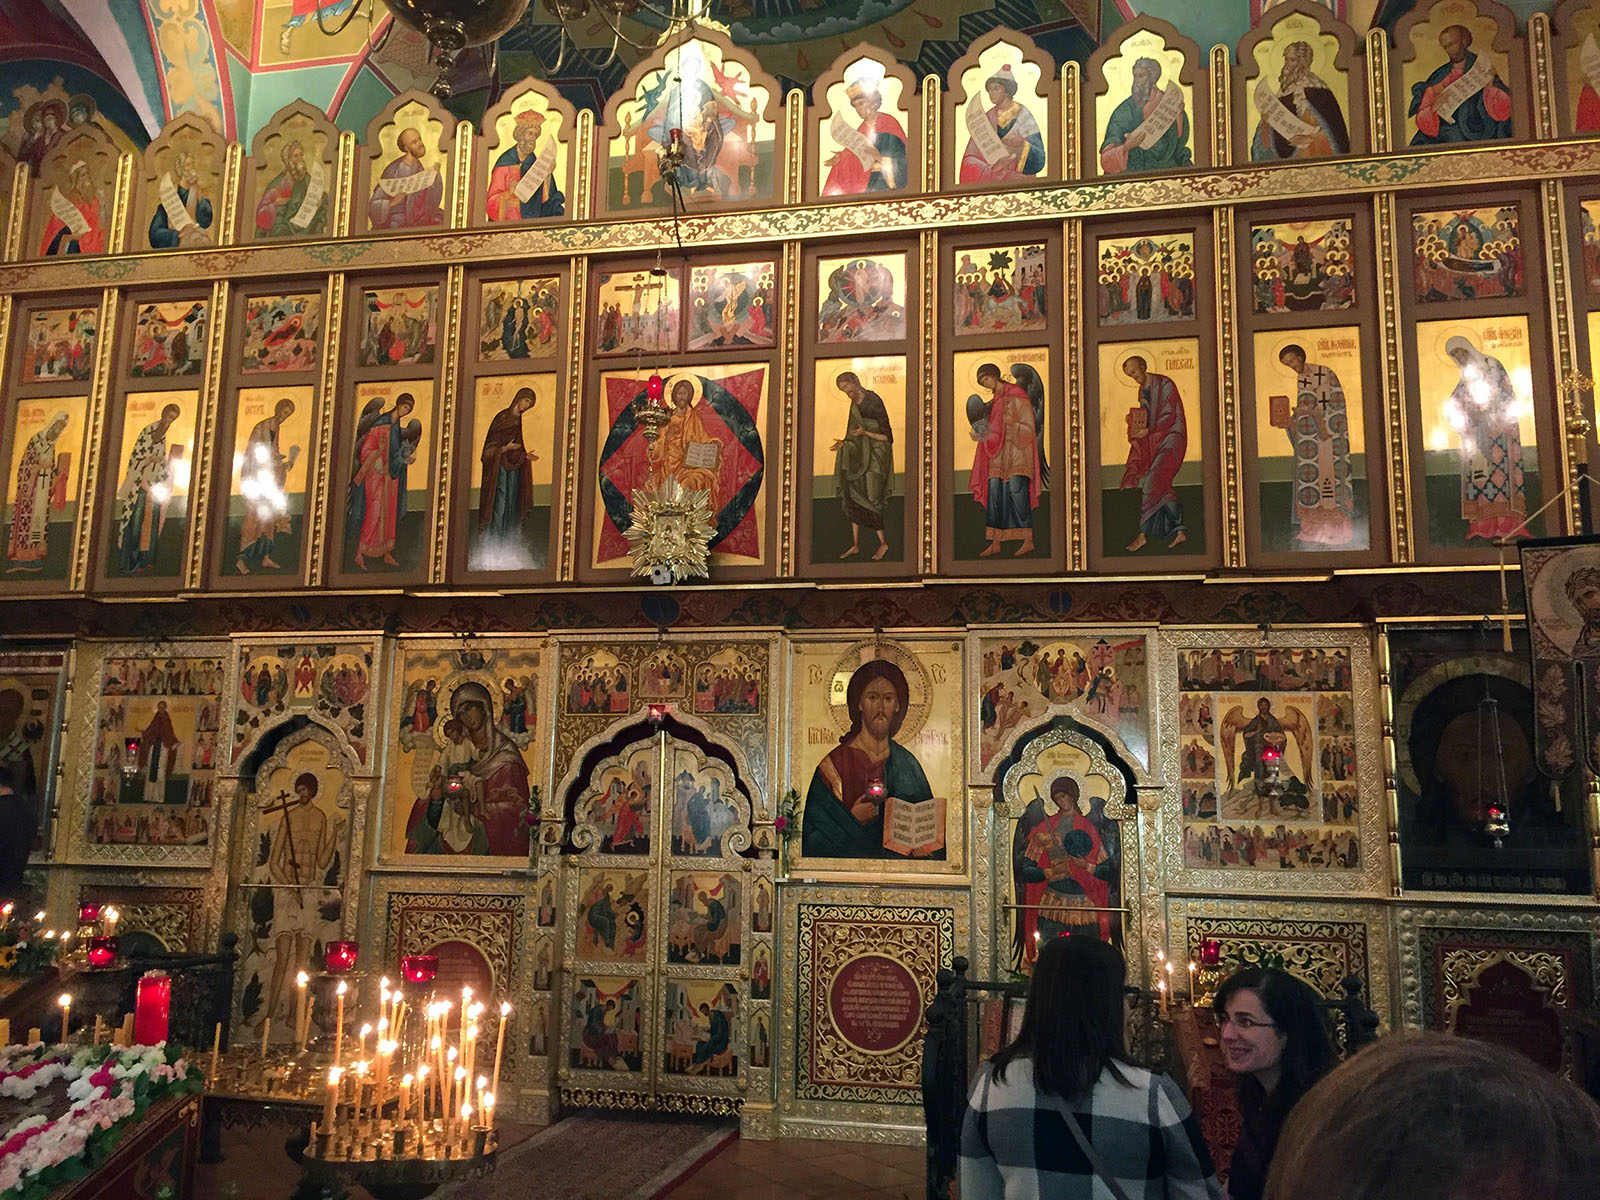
[224,385,313,578]
[1412,206,1523,302]
[1251,328,1369,554]
[480,277,560,360]
[596,268,681,356]
[605,37,775,209]
[241,293,321,374]
[688,261,776,350]
[594,364,768,569]
[952,349,1050,561]
[2,396,88,580]
[1096,233,1194,326]
[954,243,1047,333]
[466,372,557,574]
[1098,339,1205,559]
[817,254,906,344]
[810,356,908,565]
[388,642,540,860]
[1252,219,1355,313]
[1415,315,1541,549]
[105,390,197,580]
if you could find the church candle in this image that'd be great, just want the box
[27,1028,41,1045]
[209,1021,221,1080]
[93,1015,104,1045]
[333,981,348,1068]
[303,993,315,1048]
[57,994,70,1043]
[482,1091,495,1131]
[261,1017,271,1059]
[416,1063,430,1121]
[491,1002,510,1104]
[399,1074,412,1124]
[295,971,309,1046]
[0,1019,10,1046]
[325,1067,342,1133]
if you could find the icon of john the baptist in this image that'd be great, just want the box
[800,659,943,860]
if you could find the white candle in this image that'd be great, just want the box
[57,994,71,1044]
[334,981,348,1068]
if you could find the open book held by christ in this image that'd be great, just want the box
[882,794,946,857]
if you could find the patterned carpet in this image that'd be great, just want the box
[437,1111,737,1200]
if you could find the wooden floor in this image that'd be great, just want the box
[664,1136,927,1199]
[194,1123,929,1200]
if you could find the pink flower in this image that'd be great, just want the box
[522,811,539,827]
[773,816,787,831]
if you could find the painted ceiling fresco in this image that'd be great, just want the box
[0,0,1528,154]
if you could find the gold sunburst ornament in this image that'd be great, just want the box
[623,477,715,584]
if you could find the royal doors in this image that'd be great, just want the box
[557,723,758,1112]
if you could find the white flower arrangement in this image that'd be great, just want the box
[0,1042,198,1200]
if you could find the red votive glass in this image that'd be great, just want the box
[866,775,887,799]
[325,941,359,973]
[134,971,171,1044]
[1200,939,1222,967]
[401,954,439,984]
[87,937,118,968]
[77,903,101,925]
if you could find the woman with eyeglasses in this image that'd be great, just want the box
[1212,967,1336,1200]
[960,933,1221,1200]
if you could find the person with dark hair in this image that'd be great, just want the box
[0,763,39,901]
[801,659,940,860]
[1267,1031,1600,1200]
[1212,967,1336,1200]
[961,934,1220,1200]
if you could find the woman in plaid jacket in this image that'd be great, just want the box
[960,935,1222,1200]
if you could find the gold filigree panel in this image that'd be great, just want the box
[793,900,954,1105]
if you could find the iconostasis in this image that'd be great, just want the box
[6,0,1600,1141]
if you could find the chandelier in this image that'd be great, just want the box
[310,0,717,97]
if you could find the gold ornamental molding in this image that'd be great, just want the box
[1366,30,1391,154]
[1529,13,1556,142]
[558,256,587,582]
[1061,63,1080,183]
[306,271,344,587]
[921,75,940,192]
[431,262,466,582]
[69,286,120,592]
[1373,192,1413,563]
[186,278,231,589]
[1214,207,1243,569]
[1541,179,1583,531]
[1210,44,1231,169]
[1064,220,1086,571]
[919,228,937,574]
[4,160,25,261]
[780,239,801,576]
[8,140,1600,293]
